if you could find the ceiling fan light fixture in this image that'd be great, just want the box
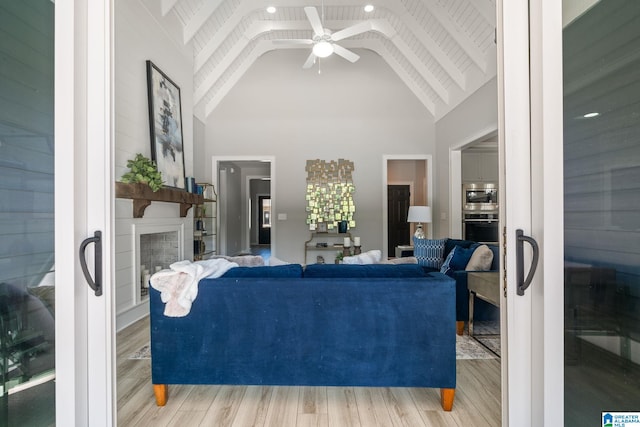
[266,6,276,14]
[313,41,334,58]
[364,4,375,13]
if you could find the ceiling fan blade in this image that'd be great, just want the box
[304,6,325,37]
[333,44,360,63]
[302,52,317,69]
[331,21,372,42]
[272,39,313,45]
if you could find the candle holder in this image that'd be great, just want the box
[354,245,362,255]
[343,247,351,257]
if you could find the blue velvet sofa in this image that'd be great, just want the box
[417,239,500,335]
[149,264,457,410]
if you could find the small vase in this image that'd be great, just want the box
[338,220,348,234]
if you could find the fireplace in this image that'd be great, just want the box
[134,223,184,302]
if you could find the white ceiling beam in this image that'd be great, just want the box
[425,0,487,72]
[194,21,267,103]
[183,0,224,44]
[370,20,449,103]
[195,18,450,106]
[341,39,436,115]
[193,0,365,71]
[472,0,497,26]
[194,1,252,72]
[203,39,435,117]
[204,41,273,117]
[383,2,466,90]
[161,0,179,17]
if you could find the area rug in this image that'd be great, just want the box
[128,344,151,360]
[456,334,497,359]
[474,335,501,357]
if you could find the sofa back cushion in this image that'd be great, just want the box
[303,263,427,278]
[221,264,304,278]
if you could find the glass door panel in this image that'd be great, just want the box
[563,1,640,424]
[0,0,55,424]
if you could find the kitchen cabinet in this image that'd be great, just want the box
[462,150,498,183]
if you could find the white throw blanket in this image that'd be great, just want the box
[150,259,238,317]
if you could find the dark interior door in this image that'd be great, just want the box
[258,196,271,245]
[388,185,411,255]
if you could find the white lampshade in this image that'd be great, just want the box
[313,41,334,58]
[407,206,432,224]
[407,206,431,239]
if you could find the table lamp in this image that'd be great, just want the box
[407,206,432,239]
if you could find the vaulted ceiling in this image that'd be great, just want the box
[156,0,497,121]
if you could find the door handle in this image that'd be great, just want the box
[79,231,102,296]
[516,229,539,296]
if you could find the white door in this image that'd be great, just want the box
[55,0,115,425]
[0,1,113,424]
[498,0,565,425]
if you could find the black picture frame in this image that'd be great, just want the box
[146,60,186,190]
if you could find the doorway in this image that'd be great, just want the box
[383,156,432,259]
[258,195,271,245]
[213,157,274,258]
[387,185,411,255]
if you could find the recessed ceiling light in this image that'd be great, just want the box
[266,6,276,14]
[364,4,374,13]
[583,112,599,118]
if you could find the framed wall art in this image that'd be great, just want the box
[146,60,186,190]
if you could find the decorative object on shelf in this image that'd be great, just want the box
[193,183,217,261]
[316,255,325,264]
[305,159,356,231]
[407,206,432,239]
[335,251,344,264]
[354,245,362,255]
[317,222,328,233]
[338,220,348,233]
[146,60,186,190]
[120,153,163,192]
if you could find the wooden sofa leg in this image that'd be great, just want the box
[440,388,455,411]
[456,321,465,336]
[154,384,168,406]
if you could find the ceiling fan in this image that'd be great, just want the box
[273,6,372,69]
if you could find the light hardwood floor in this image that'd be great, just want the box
[117,317,501,426]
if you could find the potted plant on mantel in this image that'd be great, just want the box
[116,153,199,218]
[120,153,163,192]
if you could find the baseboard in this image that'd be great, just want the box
[116,302,149,332]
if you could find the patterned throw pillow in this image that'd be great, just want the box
[413,237,447,269]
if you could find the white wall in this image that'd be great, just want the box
[205,49,435,264]
[114,0,194,329]
[434,78,498,238]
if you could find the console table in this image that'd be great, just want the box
[468,271,500,336]
[304,232,351,265]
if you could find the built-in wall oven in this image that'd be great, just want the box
[463,212,499,244]
[463,183,499,243]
